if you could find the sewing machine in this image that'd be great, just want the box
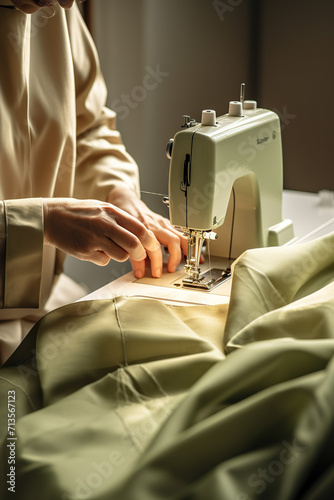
[165,84,295,291]
[77,86,334,305]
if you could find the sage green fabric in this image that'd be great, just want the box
[1,233,334,499]
[224,231,334,350]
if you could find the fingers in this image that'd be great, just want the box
[57,0,74,8]
[130,227,186,279]
[130,223,186,279]
[106,224,147,262]
[87,250,111,267]
[106,188,188,278]
[63,198,187,277]
[107,207,160,262]
[81,206,160,265]
[130,244,163,279]
[35,0,74,8]
[155,230,183,274]
[35,0,55,6]
[11,1,40,13]
[114,210,160,255]
[11,0,74,12]
[130,258,146,279]
[147,246,163,278]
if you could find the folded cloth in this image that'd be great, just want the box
[0,296,226,499]
[224,231,334,351]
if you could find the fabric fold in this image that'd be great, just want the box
[1,233,334,499]
[224,232,334,350]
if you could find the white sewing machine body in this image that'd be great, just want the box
[168,106,295,263]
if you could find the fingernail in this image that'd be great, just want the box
[153,269,162,278]
[134,270,143,279]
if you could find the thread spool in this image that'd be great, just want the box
[201,109,216,126]
[228,101,243,117]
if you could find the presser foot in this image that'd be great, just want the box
[175,267,231,291]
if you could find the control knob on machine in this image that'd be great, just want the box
[166,138,174,160]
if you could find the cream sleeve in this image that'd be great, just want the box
[66,7,140,202]
[0,199,43,309]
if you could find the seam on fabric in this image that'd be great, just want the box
[113,296,128,366]
[139,365,175,421]
[140,365,169,398]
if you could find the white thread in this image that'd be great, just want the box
[140,365,169,398]
[140,190,167,197]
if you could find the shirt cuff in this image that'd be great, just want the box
[2,199,44,309]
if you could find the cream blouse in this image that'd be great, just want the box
[0,2,140,317]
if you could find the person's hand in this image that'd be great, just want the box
[107,187,188,278]
[43,198,160,266]
[10,0,74,14]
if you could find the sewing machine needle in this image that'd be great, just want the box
[207,238,212,282]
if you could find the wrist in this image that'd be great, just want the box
[108,185,138,201]
[42,198,66,246]
[108,186,141,213]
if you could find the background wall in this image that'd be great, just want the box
[65,0,334,291]
[90,0,334,196]
[257,0,334,192]
[92,0,255,213]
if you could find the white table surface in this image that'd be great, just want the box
[282,190,334,242]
